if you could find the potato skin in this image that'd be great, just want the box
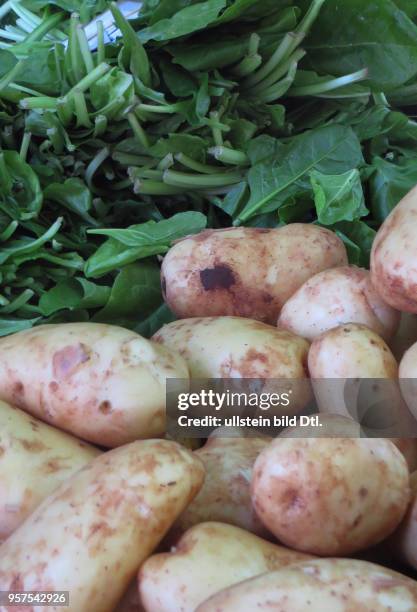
[399,342,417,422]
[251,437,410,556]
[277,265,400,341]
[0,400,99,542]
[153,316,309,379]
[173,435,270,537]
[371,184,417,313]
[0,440,204,612]
[196,559,417,612]
[162,225,347,324]
[0,323,189,447]
[386,471,417,570]
[139,522,312,612]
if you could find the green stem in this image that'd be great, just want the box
[25,12,65,44]
[132,179,185,195]
[256,60,299,103]
[244,32,301,88]
[248,32,260,55]
[19,132,31,161]
[136,103,179,114]
[10,1,40,28]
[56,97,73,126]
[373,92,389,106]
[1,289,34,315]
[289,68,368,96]
[127,112,149,148]
[0,220,18,241]
[93,114,108,137]
[69,13,83,83]
[0,59,24,93]
[208,146,249,166]
[230,54,262,78]
[163,169,242,189]
[20,96,57,109]
[157,153,174,170]
[67,62,110,96]
[0,1,13,20]
[76,24,95,73]
[174,153,221,175]
[85,147,110,189]
[47,127,65,153]
[112,152,153,166]
[252,48,306,94]
[73,90,92,128]
[128,167,164,180]
[210,111,223,146]
[295,0,326,37]
[97,20,105,65]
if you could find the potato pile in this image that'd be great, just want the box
[2,191,417,611]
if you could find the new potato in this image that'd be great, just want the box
[196,559,417,611]
[371,183,417,313]
[139,522,312,612]
[277,265,399,341]
[173,433,270,537]
[0,323,189,447]
[251,437,410,556]
[161,224,347,324]
[153,317,311,415]
[0,400,99,542]
[0,440,204,612]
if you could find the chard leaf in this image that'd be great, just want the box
[370,156,417,222]
[39,278,111,316]
[0,151,42,221]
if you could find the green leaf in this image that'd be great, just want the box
[369,156,417,223]
[138,0,228,42]
[0,151,43,221]
[0,218,63,265]
[44,178,98,225]
[332,221,376,267]
[0,317,41,337]
[39,278,111,316]
[93,261,162,326]
[170,37,248,71]
[134,302,176,338]
[306,0,417,90]
[311,168,368,225]
[238,125,364,222]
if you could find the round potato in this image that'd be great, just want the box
[277,265,400,341]
[0,440,204,612]
[0,400,99,542]
[307,323,415,435]
[0,323,189,447]
[161,224,347,324]
[153,317,311,415]
[371,183,417,313]
[139,522,313,612]
[196,559,417,612]
[251,437,410,555]
[173,433,270,537]
[386,471,417,570]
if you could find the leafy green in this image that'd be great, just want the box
[311,168,368,225]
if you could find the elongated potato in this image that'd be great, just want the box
[0,323,189,447]
[196,559,417,612]
[307,323,416,435]
[139,522,313,612]
[0,440,204,612]
[371,183,417,312]
[153,317,311,415]
[277,265,400,341]
[173,434,270,537]
[0,400,99,542]
[162,225,348,323]
[251,437,410,555]
[386,471,417,570]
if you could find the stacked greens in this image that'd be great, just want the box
[1,0,417,335]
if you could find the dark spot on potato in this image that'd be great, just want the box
[359,487,368,498]
[0,446,4,457]
[200,265,236,291]
[29,420,40,431]
[18,439,47,453]
[49,381,59,392]
[99,400,112,414]
[161,275,167,299]
[13,381,24,395]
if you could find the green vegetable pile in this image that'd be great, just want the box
[1,0,417,335]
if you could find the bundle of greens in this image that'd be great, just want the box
[0,0,417,335]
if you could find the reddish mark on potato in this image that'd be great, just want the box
[52,343,90,380]
[49,381,59,392]
[200,265,236,291]
[0,446,4,457]
[18,439,47,453]
[99,400,112,414]
[13,381,24,395]
[359,487,368,498]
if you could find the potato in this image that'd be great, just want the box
[251,437,410,555]
[386,471,417,570]
[196,559,417,612]
[307,323,414,435]
[0,323,189,447]
[173,433,270,537]
[277,265,400,341]
[371,183,417,313]
[161,224,347,324]
[153,317,311,415]
[0,399,99,543]
[392,439,417,472]
[279,414,363,438]
[399,342,417,423]
[139,522,313,612]
[0,440,204,612]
